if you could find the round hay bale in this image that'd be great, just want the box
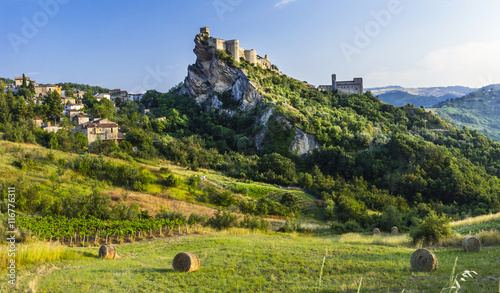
[391,226,399,234]
[462,237,481,252]
[372,228,381,235]
[410,249,437,272]
[99,245,117,259]
[172,252,200,272]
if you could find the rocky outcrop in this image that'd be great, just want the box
[179,36,262,111]
[179,34,320,156]
[255,106,275,152]
[290,128,321,157]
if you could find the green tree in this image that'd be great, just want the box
[258,153,296,185]
[0,94,11,123]
[280,192,300,213]
[141,89,161,108]
[378,205,402,231]
[410,211,451,246]
[21,73,27,88]
[91,99,115,119]
[82,91,98,109]
[43,90,64,121]
[237,136,250,154]
[28,81,36,98]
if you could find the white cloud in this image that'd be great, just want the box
[275,0,296,8]
[366,41,500,88]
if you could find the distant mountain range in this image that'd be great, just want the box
[429,84,500,141]
[367,86,477,107]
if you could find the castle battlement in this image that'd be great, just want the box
[201,27,271,70]
[318,74,363,95]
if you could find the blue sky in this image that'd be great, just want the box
[2,0,500,92]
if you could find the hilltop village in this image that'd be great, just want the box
[3,27,363,147]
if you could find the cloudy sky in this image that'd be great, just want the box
[2,0,500,92]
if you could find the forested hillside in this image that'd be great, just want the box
[432,85,500,141]
[1,34,500,233]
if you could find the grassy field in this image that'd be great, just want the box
[1,231,499,292]
[1,142,500,292]
[0,140,318,223]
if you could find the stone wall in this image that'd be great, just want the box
[318,75,363,95]
[202,27,271,69]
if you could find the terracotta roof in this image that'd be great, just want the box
[86,123,118,128]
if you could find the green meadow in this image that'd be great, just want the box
[1,231,499,292]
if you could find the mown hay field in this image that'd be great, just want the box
[1,233,499,292]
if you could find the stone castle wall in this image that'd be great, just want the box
[202,27,271,70]
[318,74,363,95]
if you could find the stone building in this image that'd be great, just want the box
[73,113,91,125]
[41,122,63,133]
[35,85,62,97]
[318,74,363,95]
[14,76,37,87]
[201,27,272,70]
[79,118,125,144]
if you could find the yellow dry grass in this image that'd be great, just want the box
[450,212,500,228]
[106,189,217,218]
[0,242,81,271]
[338,233,411,247]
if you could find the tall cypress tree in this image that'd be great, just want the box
[21,73,27,88]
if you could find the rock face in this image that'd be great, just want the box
[180,34,320,156]
[255,106,274,152]
[290,128,321,158]
[179,36,262,111]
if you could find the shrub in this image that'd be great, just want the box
[378,205,403,232]
[188,213,208,226]
[410,211,451,246]
[165,174,180,187]
[227,184,248,195]
[156,210,186,223]
[344,220,362,232]
[324,199,335,220]
[240,215,269,231]
[207,209,238,230]
[212,190,238,207]
[46,151,55,162]
[279,192,300,212]
[330,221,346,234]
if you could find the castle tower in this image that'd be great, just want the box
[244,50,257,65]
[332,74,337,91]
[225,40,240,61]
[353,78,363,93]
[200,27,210,37]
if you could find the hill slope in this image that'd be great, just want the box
[2,30,500,233]
[368,86,476,107]
[431,85,500,141]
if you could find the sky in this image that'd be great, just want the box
[2,0,500,93]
